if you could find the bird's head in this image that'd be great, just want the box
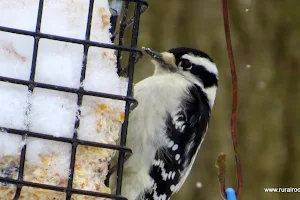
[142,47,218,89]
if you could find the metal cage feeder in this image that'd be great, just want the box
[0,0,148,199]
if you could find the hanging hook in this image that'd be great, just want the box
[215,0,243,199]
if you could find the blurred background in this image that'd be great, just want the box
[126,0,300,199]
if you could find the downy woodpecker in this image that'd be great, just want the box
[110,47,218,200]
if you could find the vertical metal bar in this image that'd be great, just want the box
[116,2,130,74]
[65,0,94,199]
[115,1,142,196]
[13,0,45,199]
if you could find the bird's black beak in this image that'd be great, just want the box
[142,47,165,63]
[142,47,177,72]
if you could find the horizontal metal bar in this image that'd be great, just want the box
[0,76,137,105]
[0,25,143,58]
[0,126,132,153]
[0,177,128,200]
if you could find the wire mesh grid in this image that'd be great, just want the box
[0,0,148,199]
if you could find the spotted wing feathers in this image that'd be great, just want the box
[144,84,211,200]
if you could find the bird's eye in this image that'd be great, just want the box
[180,59,192,70]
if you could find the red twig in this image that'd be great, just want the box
[216,0,243,199]
[216,153,227,198]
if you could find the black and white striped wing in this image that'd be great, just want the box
[144,84,211,200]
